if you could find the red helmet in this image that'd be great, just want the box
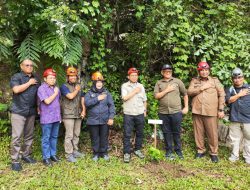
[128,67,139,75]
[43,68,56,77]
[197,61,210,71]
[66,67,78,76]
[91,71,104,81]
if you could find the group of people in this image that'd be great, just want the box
[9,59,250,172]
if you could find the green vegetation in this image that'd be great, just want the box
[0,122,250,189]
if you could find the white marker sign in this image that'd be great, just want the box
[148,119,163,125]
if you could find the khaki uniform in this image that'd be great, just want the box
[188,76,225,155]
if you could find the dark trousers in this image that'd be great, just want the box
[123,114,145,154]
[159,112,183,154]
[88,124,109,156]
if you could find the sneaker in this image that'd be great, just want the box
[134,150,145,159]
[11,162,22,171]
[103,154,110,161]
[43,159,53,167]
[176,151,184,159]
[245,159,250,164]
[67,154,77,163]
[124,153,131,163]
[166,152,175,161]
[195,152,206,159]
[22,156,36,164]
[210,155,219,163]
[92,155,99,162]
[50,155,60,162]
[229,154,239,162]
[73,151,85,158]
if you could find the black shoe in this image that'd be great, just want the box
[43,159,53,167]
[50,155,60,162]
[22,156,36,164]
[210,155,219,163]
[195,153,206,159]
[176,151,184,159]
[11,162,22,171]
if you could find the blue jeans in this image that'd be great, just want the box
[123,114,145,154]
[159,112,183,154]
[41,122,60,159]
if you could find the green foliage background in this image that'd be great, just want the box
[0,0,249,127]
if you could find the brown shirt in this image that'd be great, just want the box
[154,77,187,114]
[187,76,225,117]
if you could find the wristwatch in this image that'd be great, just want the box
[218,109,224,112]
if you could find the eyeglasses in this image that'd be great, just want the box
[233,76,243,80]
[24,64,33,67]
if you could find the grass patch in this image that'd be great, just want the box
[0,126,250,190]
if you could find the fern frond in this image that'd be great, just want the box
[0,31,14,60]
[62,35,82,66]
[41,33,64,59]
[17,34,41,62]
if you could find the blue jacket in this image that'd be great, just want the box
[85,88,115,125]
[226,83,250,123]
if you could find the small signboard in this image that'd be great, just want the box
[148,119,163,125]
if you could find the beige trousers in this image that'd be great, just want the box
[229,122,250,161]
[192,114,219,155]
[63,118,82,157]
[10,113,35,161]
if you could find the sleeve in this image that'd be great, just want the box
[187,79,202,97]
[84,91,99,108]
[10,74,20,88]
[121,83,127,98]
[37,86,49,102]
[153,81,160,95]
[215,78,225,110]
[107,92,116,119]
[178,80,187,95]
[60,84,70,96]
[81,91,85,97]
[141,85,147,101]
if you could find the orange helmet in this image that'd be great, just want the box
[43,68,56,77]
[91,71,104,81]
[66,67,78,76]
[197,61,210,71]
[128,67,139,75]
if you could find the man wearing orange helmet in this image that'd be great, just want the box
[84,71,115,162]
[37,68,61,167]
[10,59,40,171]
[187,61,225,163]
[60,67,86,163]
[121,68,147,163]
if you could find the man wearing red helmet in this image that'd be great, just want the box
[9,59,40,171]
[37,68,61,167]
[60,67,86,163]
[188,61,225,163]
[121,67,147,163]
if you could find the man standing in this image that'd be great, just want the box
[226,68,250,164]
[10,59,40,171]
[154,64,188,160]
[187,61,225,163]
[60,67,86,163]
[122,68,147,163]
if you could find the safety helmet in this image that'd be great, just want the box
[232,68,243,78]
[91,71,104,81]
[128,68,139,75]
[43,68,56,77]
[66,67,78,76]
[162,64,172,70]
[197,61,210,71]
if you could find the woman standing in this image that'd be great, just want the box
[84,71,115,161]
